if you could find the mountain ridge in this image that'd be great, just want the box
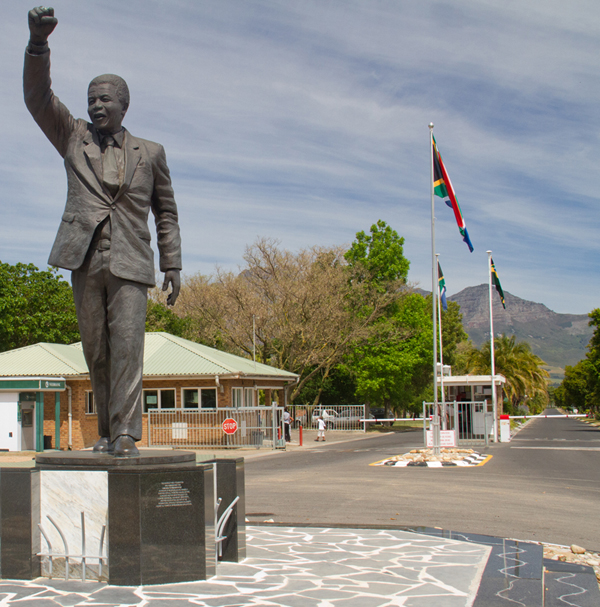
[447,284,593,382]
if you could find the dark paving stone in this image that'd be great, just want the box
[3,600,61,607]
[404,598,474,607]
[483,541,543,580]
[544,558,596,574]
[0,583,56,600]
[82,586,140,603]
[544,567,600,607]
[38,579,105,593]
[472,577,543,607]
[52,593,90,606]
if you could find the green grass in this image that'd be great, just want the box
[368,420,422,432]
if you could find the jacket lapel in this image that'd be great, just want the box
[82,129,106,197]
[115,130,142,201]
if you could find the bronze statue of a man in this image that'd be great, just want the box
[24,7,182,456]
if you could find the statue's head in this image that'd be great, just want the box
[87,74,130,135]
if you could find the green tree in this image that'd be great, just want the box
[555,309,600,415]
[586,309,600,412]
[145,298,194,338]
[343,221,437,415]
[293,364,357,406]
[351,293,433,415]
[554,359,594,411]
[0,261,79,351]
[464,334,549,411]
[344,219,410,290]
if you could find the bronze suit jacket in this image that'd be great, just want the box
[23,50,181,287]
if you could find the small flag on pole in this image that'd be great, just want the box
[490,258,505,308]
[432,135,474,252]
[438,262,448,311]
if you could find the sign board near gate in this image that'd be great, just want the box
[426,430,456,447]
[222,418,238,435]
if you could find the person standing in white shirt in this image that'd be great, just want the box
[316,416,326,442]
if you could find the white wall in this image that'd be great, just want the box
[0,393,20,451]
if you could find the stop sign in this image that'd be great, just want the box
[222,418,238,435]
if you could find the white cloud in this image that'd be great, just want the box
[1,0,599,316]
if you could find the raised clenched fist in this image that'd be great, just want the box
[28,6,57,45]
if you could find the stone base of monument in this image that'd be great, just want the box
[0,451,219,586]
[208,458,246,563]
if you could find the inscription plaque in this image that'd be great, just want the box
[157,481,192,508]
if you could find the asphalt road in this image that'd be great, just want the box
[244,409,600,550]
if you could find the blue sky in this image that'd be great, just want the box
[2,1,599,314]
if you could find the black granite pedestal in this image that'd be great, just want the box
[0,451,217,586]
[108,464,215,585]
[0,468,40,580]
[209,458,246,562]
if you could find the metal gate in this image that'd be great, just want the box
[423,400,496,446]
[288,404,366,431]
[148,407,285,449]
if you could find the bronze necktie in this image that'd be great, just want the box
[103,136,120,197]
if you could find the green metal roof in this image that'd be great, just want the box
[0,343,87,377]
[0,332,298,380]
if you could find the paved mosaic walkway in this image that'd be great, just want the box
[0,526,491,607]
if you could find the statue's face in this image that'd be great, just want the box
[87,83,126,134]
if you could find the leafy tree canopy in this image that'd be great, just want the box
[556,308,600,414]
[464,334,549,409]
[352,292,433,414]
[0,261,79,351]
[146,291,195,339]
[345,219,410,289]
[177,237,400,401]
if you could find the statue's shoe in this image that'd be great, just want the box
[93,436,112,453]
[112,435,139,457]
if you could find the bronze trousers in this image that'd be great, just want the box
[72,245,147,442]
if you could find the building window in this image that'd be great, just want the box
[232,387,255,407]
[85,391,96,415]
[143,389,176,413]
[182,388,217,409]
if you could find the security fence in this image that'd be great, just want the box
[148,407,285,449]
[288,404,367,431]
[423,400,496,446]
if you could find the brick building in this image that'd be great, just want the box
[0,332,298,451]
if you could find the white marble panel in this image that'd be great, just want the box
[40,470,108,564]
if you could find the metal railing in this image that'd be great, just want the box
[288,404,366,431]
[148,407,286,449]
[38,511,107,582]
[423,400,496,446]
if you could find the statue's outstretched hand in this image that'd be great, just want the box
[162,269,181,307]
[28,6,57,45]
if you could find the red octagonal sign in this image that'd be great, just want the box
[222,418,238,435]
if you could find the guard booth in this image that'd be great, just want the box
[434,373,506,444]
[0,377,66,452]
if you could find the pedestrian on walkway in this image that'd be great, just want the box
[283,407,291,442]
[316,416,326,441]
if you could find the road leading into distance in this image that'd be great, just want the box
[244,409,600,550]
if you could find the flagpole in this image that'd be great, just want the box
[436,254,446,429]
[429,123,440,455]
[487,250,497,442]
